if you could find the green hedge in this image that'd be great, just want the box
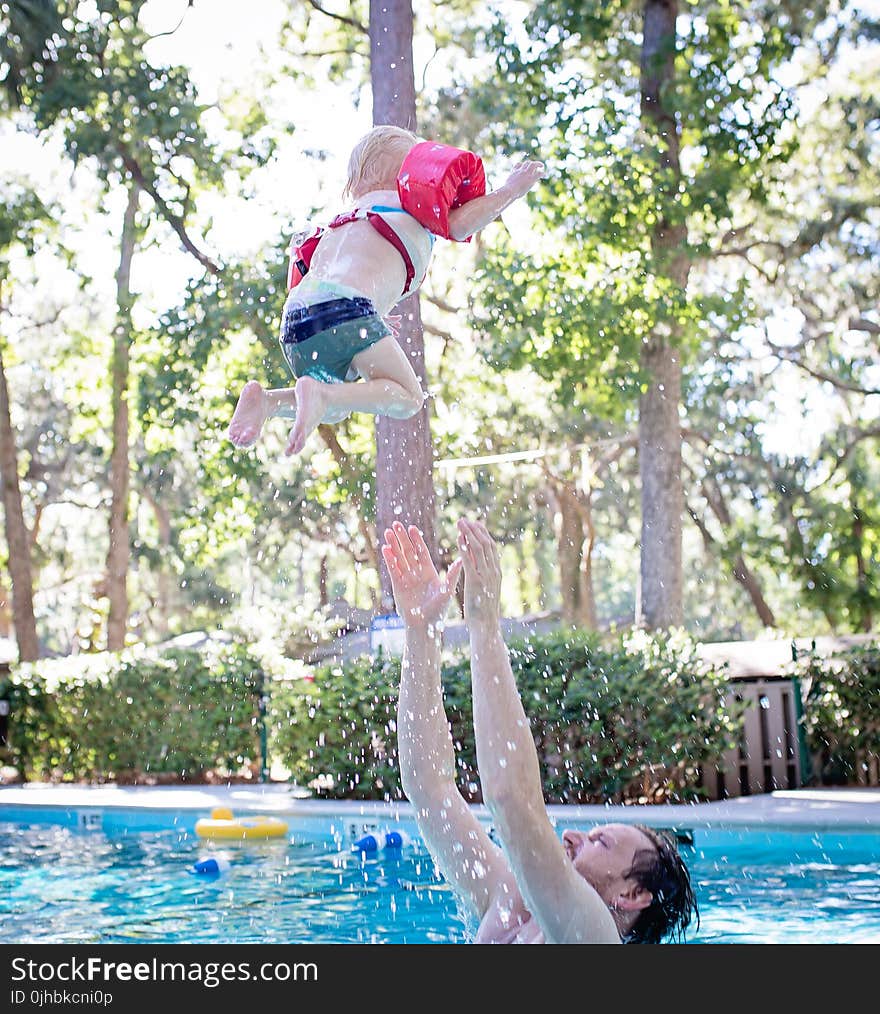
[6,630,876,797]
[271,628,743,804]
[2,628,742,801]
[799,643,880,785]
[268,653,400,798]
[2,640,269,782]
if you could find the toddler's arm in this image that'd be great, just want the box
[447,159,544,241]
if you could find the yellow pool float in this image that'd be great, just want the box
[195,807,289,841]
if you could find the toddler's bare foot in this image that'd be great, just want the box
[228,380,269,447]
[285,376,327,456]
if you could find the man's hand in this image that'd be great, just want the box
[457,518,503,630]
[382,521,463,634]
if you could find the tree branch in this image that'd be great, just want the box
[422,321,455,343]
[7,306,66,332]
[681,426,715,449]
[709,239,787,259]
[766,336,880,395]
[822,426,880,483]
[708,199,872,270]
[298,46,365,57]
[305,0,367,33]
[684,463,776,627]
[145,1,194,41]
[117,147,221,275]
[597,434,638,471]
[686,498,717,551]
[849,316,880,335]
[420,291,461,316]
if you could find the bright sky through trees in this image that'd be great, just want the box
[1,0,877,649]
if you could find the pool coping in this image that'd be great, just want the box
[1,783,879,832]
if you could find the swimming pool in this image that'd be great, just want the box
[1,807,878,944]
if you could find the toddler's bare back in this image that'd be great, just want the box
[306,189,432,316]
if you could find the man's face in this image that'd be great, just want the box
[562,823,656,908]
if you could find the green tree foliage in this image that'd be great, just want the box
[456,0,877,635]
[467,0,820,405]
[681,7,880,634]
[1,1,876,665]
[0,182,58,660]
[0,0,64,111]
[0,184,49,271]
[5,1,226,236]
[1,1,281,648]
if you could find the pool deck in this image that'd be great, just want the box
[1,783,879,832]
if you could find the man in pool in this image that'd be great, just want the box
[380,518,698,944]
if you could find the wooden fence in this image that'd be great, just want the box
[697,635,877,798]
[702,675,804,798]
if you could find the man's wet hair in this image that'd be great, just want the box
[623,825,699,944]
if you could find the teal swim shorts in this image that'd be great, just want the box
[279,279,390,384]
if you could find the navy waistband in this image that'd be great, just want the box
[281,297,377,345]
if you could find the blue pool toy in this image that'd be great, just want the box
[191,854,231,876]
[352,830,409,853]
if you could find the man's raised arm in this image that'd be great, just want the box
[457,518,620,943]
[381,522,515,924]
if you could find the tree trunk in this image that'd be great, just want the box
[139,485,172,639]
[369,0,437,611]
[556,488,584,625]
[0,572,11,637]
[552,483,598,629]
[319,554,329,607]
[638,0,687,629]
[534,526,555,613]
[852,497,872,632]
[580,503,598,631]
[317,423,379,571]
[705,480,776,627]
[517,536,535,614]
[731,553,777,628]
[105,184,139,651]
[0,340,40,660]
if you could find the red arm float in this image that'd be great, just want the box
[397,141,486,241]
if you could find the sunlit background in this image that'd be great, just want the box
[2,0,878,657]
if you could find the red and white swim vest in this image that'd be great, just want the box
[286,142,486,298]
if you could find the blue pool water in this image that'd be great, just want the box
[1,814,878,944]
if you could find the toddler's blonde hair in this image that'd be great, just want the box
[344,124,420,200]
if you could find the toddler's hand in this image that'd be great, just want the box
[504,158,545,200]
[384,313,402,339]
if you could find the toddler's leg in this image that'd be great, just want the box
[228,381,303,447]
[285,337,425,456]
